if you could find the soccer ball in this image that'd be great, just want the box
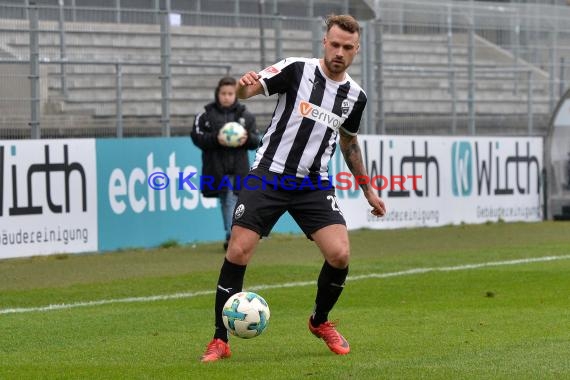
[222,291,270,339]
[219,121,247,147]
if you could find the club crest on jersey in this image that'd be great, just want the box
[341,99,350,115]
[234,204,245,219]
[298,101,344,132]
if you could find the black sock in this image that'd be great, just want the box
[213,258,247,342]
[311,260,348,327]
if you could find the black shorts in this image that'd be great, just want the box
[231,171,346,239]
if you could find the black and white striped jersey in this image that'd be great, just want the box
[252,57,367,180]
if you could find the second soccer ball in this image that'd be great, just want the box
[219,121,247,147]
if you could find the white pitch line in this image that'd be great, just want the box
[1,254,569,315]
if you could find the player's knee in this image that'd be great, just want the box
[327,247,350,268]
[226,243,252,265]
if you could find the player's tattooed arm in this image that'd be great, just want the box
[339,129,387,217]
[339,130,370,192]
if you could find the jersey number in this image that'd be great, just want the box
[326,195,343,216]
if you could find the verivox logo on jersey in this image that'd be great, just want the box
[299,101,312,116]
[298,101,344,131]
[451,141,473,196]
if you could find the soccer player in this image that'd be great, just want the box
[201,14,386,362]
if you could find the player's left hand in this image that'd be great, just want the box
[364,191,386,217]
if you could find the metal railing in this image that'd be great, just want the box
[4,58,230,137]
[7,0,356,24]
[379,65,540,135]
[370,0,570,135]
[0,0,569,139]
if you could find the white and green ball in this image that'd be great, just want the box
[219,122,247,147]
[222,291,270,339]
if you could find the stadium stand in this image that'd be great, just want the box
[0,0,568,137]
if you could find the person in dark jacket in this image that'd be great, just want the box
[191,76,259,250]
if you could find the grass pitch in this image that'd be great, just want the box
[1,221,569,379]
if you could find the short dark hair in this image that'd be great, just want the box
[216,77,237,100]
[325,14,361,37]
[217,76,236,88]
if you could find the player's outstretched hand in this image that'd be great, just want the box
[239,71,261,86]
[237,71,263,99]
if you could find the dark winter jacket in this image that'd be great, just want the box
[191,100,259,197]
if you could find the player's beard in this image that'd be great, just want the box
[324,56,347,75]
